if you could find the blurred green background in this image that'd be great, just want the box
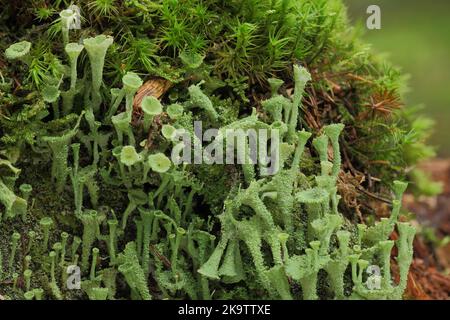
[345,0,450,157]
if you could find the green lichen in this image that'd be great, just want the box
[0,0,424,301]
[141,96,163,132]
[5,41,31,64]
[117,242,151,300]
[83,35,114,113]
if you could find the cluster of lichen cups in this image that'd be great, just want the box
[0,14,416,300]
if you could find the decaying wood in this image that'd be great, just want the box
[133,77,172,113]
[130,77,173,148]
